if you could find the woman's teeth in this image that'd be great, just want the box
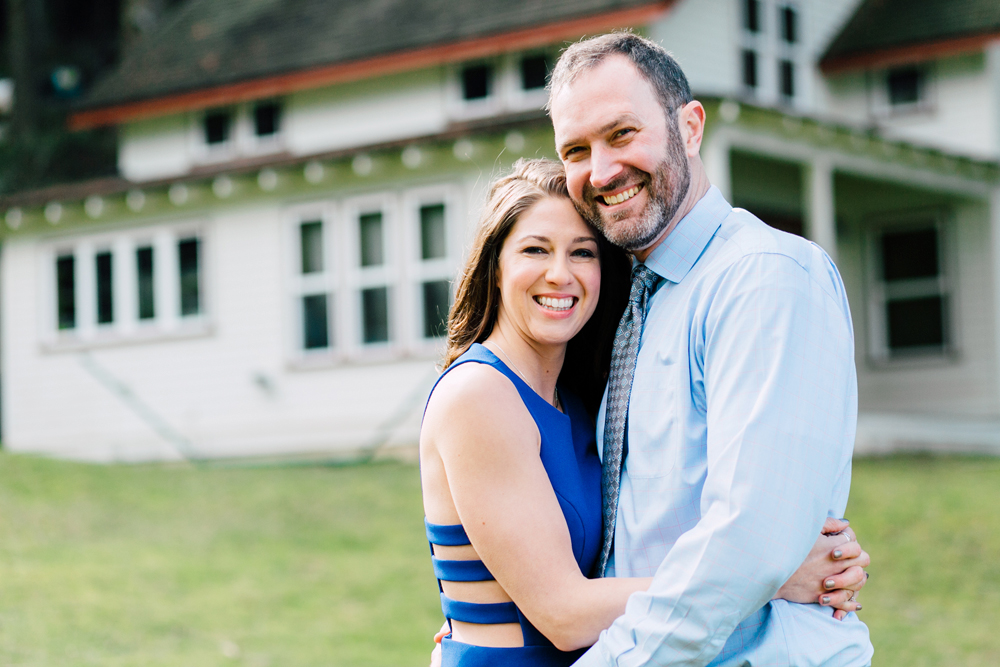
[601,185,641,206]
[535,296,575,311]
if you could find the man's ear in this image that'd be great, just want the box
[678,101,706,157]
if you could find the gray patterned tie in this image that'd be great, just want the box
[597,264,661,577]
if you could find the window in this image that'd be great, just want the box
[178,238,201,316]
[887,67,923,107]
[357,210,390,344]
[56,254,76,330]
[203,110,232,145]
[419,203,450,339]
[780,5,797,43]
[95,251,114,324]
[293,218,334,352]
[520,54,549,91]
[254,101,281,137]
[779,59,795,99]
[46,227,206,346]
[742,50,758,90]
[744,0,760,32]
[462,64,492,100]
[359,212,384,267]
[870,222,949,359]
[136,246,155,320]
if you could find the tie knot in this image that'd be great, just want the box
[629,265,660,304]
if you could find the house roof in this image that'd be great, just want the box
[821,0,1000,73]
[71,0,673,129]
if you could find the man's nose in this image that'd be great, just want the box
[589,144,622,190]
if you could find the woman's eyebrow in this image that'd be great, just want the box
[575,236,599,244]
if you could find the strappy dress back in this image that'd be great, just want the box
[423,344,602,667]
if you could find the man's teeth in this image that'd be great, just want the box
[536,296,574,311]
[602,185,640,205]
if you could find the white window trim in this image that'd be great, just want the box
[343,193,398,358]
[865,210,956,366]
[449,58,505,120]
[869,63,937,118]
[39,220,211,352]
[190,101,287,165]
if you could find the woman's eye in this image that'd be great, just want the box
[572,248,597,258]
[523,246,547,255]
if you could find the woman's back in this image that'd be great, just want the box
[420,344,602,666]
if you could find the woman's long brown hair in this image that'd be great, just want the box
[443,158,630,416]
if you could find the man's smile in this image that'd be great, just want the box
[599,184,643,207]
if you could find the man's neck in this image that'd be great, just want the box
[632,169,712,264]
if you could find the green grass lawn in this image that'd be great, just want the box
[0,452,997,666]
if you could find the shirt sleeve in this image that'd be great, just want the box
[574,251,857,667]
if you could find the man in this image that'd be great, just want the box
[548,33,874,666]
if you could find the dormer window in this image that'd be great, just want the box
[203,109,232,145]
[520,54,549,91]
[254,101,281,137]
[462,64,492,101]
[887,66,924,107]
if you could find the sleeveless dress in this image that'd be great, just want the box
[423,343,603,667]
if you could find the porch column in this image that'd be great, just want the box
[803,157,837,264]
[702,133,732,201]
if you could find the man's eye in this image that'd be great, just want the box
[612,128,635,140]
[562,146,585,159]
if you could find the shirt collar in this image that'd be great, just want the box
[641,185,729,284]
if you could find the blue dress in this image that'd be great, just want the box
[423,343,603,667]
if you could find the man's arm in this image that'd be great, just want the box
[576,252,857,666]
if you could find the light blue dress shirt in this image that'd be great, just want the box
[575,187,873,667]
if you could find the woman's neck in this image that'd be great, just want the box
[482,325,565,406]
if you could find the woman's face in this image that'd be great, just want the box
[495,195,602,348]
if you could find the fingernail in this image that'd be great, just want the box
[825,579,836,589]
[821,596,831,605]
[856,603,862,610]
[833,549,843,559]
[839,518,850,524]
[866,572,870,580]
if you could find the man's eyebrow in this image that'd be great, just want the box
[556,115,638,153]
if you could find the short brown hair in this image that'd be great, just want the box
[548,31,692,121]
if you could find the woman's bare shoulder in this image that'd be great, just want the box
[423,362,536,454]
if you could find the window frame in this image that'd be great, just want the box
[865,210,956,365]
[39,221,210,351]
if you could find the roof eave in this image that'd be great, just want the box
[69,1,676,131]
[821,30,1000,74]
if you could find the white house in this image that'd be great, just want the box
[1,0,999,462]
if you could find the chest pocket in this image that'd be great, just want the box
[622,344,681,479]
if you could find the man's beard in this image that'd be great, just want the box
[578,128,691,251]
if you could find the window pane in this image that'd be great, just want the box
[136,246,155,320]
[254,101,281,137]
[361,286,389,343]
[521,54,549,90]
[423,280,451,339]
[178,238,201,316]
[882,228,938,281]
[302,293,330,349]
[300,221,324,273]
[359,212,384,267]
[204,110,231,145]
[462,64,491,100]
[742,50,757,89]
[780,60,795,98]
[96,251,113,324]
[744,0,760,32]
[781,6,797,42]
[888,67,922,106]
[420,204,446,260]
[887,296,944,350]
[56,255,76,330]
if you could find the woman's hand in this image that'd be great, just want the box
[774,517,870,620]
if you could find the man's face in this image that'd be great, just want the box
[551,55,691,252]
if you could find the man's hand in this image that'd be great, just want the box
[774,518,870,620]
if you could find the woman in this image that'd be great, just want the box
[420,159,867,666]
